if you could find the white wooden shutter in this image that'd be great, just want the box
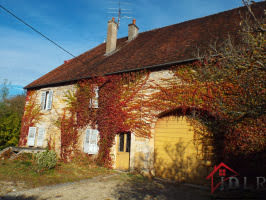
[83,129,91,153]
[46,90,53,110]
[92,86,99,108]
[89,129,99,154]
[84,129,99,154]
[27,127,37,147]
[41,92,46,110]
[36,127,45,147]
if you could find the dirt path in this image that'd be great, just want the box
[1,173,213,200]
[1,173,265,200]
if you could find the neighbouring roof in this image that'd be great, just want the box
[25,2,265,89]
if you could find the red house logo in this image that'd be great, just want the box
[206,162,239,193]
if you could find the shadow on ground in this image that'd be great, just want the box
[112,174,266,200]
[0,195,39,200]
[112,175,211,200]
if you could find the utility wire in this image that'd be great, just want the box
[0,4,77,58]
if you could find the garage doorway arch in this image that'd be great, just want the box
[154,108,214,183]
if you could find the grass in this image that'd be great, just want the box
[0,153,113,189]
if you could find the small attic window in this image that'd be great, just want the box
[90,86,99,108]
[41,90,53,110]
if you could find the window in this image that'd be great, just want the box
[90,86,99,108]
[41,90,53,110]
[27,127,46,147]
[118,132,131,152]
[84,128,99,154]
[119,133,124,152]
[27,127,37,147]
[36,127,45,147]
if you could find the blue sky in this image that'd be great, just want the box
[0,0,262,88]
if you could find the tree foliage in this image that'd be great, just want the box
[192,7,265,154]
[17,1,265,169]
[0,82,26,150]
[148,5,266,155]
[19,90,42,146]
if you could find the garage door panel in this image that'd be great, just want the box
[154,116,212,183]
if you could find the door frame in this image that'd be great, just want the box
[115,132,131,170]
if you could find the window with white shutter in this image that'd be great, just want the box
[46,90,53,110]
[84,128,99,154]
[90,86,99,108]
[40,90,53,110]
[36,127,46,147]
[41,92,46,110]
[83,129,91,153]
[27,127,37,147]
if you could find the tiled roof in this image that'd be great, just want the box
[25,2,265,89]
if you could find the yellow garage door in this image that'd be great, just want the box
[154,116,211,183]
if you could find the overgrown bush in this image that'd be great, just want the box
[0,80,26,150]
[34,150,57,171]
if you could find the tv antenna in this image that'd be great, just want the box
[107,0,133,29]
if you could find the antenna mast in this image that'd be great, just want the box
[118,0,121,27]
[107,0,133,29]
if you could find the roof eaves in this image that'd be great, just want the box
[104,57,201,75]
[24,57,202,90]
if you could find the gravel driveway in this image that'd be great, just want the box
[0,173,212,200]
[1,173,264,200]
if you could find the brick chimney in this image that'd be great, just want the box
[106,17,118,54]
[128,19,139,41]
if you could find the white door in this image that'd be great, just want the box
[27,127,37,147]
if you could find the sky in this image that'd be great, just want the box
[0,0,263,90]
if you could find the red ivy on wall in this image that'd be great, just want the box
[19,90,42,146]
[20,59,264,165]
[58,71,151,166]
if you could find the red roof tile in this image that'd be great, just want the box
[25,2,265,89]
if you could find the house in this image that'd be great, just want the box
[206,162,239,193]
[19,2,265,182]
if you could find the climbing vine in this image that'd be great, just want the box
[19,90,42,146]
[20,11,264,169]
[58,71,151,166]
[146,15,266,157]
[58,50,265,165]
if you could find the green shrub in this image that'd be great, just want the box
[34,150,57,171]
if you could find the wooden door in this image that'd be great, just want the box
[116,132,131,170]
[154,116,212,183]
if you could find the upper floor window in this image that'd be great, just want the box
[90,86,99,108]
[41,90,53,110]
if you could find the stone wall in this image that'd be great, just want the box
[23,69,176,169]
[26,85,77,155]
[117,69,175,173]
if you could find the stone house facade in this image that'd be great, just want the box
[20,2,265,181]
